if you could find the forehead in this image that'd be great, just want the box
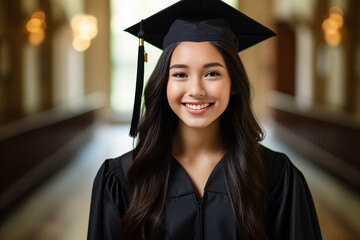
[170,41,225,65]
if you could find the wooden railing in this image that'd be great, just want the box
[0,92,105,217]
[268,91,360,191]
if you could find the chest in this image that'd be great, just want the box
[179,161,217,200]
[164,191,239,240]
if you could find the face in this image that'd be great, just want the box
[166,41,232,129]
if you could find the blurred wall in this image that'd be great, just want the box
[84,0,111,117]
[231,0,360,190]
[0,0,111,127]
[0,0,110,216]
[237,0,277,121]
[269,0,360,189]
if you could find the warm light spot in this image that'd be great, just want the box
[26,18,42,32]
[26,11,46,45]
[70,13,98,51]
[322,7,344,47]
[322,18,337,31]
[329,13,344,27]
[70,14,84,30]
[78,18,98,39]
[29,30,45,45]
[325,31,341,46]
[73,35,91,51]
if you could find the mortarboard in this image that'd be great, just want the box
[125,0,276,137]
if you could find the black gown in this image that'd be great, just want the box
[87,146,322,239]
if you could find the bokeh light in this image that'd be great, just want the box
[29,30,45,45]
[26,11,46,45]
[322,7,344,47]
[70,14,98,52]
[72,34,92,52]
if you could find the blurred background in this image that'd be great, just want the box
[0,0,359,239]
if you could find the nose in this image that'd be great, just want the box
[188,76,206,98]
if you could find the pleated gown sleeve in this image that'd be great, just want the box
[87,157,129,240]
[264,149,322,239]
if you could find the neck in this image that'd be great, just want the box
[172,119,224,161]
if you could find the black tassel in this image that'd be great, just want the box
[129,21,145,137]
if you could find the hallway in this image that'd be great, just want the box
[0,123,359,239]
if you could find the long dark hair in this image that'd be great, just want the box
[122,41,267,239]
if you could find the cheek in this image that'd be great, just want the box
[210,80,232,100]
[166,81,181,108]
[167,81,182,101]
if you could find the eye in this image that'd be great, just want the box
[205,71,221,77]
[172,72,187,78]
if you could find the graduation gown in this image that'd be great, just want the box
[87,146,322,239]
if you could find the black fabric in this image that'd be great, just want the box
[87,146,322,239]
[163,17,239,51]
[124,0,276,52]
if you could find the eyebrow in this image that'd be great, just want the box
[169,62,225,70]
[169,64,189,70]
[203,62,225,68]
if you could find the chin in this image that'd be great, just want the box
[180,119,214,129]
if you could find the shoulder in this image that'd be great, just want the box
[104,151,133,176]
[88,151,134,238]
[260,145,299,191]
[92,151,133,205]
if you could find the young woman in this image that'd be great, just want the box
[87,1,322,239]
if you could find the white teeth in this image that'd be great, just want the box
[185,103,210,110]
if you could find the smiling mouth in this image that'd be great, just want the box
[183,103,213,110]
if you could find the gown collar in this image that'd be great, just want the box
[167,156,228,198]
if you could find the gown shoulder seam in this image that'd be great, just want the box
[262,146,289,190]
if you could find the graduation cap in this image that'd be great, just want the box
[125,0,276,137]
